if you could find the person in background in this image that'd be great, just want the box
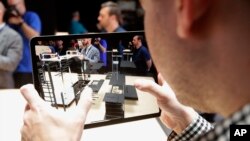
[97,1,125,33]
[19,0,250,141]
[6,0,41,88]
[69,10,87,34]
[131,35,151,74]
[93,37,107,66]
[46,40,55,53]
[68,39,79,51]
[54,40,66,55]
[97,1,126,63]
[0,1,22,89]
[79,38,100,64]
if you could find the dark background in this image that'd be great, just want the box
[3,0,144,35]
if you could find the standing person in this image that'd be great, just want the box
[131,35,152,74]
[69,10,88,34]
[6,0,41,88]
[19,0,250,141]
[0,1,22,89]
[98,1,126,65]
[97,1,125,33]
[93,37,107,66]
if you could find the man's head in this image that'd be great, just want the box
[72,11,80,21]
[132,35,143,49]
[81,38,92,48]
[7,0,26,16]
[140,0,250,116]
[55,40,63,49]
[98,1,122,32]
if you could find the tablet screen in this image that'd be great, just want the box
[30,31,160,128]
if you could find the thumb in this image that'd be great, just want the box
[76,87,93,118]
[20,84,44,109]
[134,79,166,99]
[157,73,165,86]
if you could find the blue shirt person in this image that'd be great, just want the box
[93,38,108,66]
[132,35,152,73]
[7,0,41,87]
[69,11,87,34]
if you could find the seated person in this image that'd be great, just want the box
[68,39,79,51]
[54,40,66,55]
[132,35,152,74]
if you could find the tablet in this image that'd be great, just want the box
[30,31,160,128]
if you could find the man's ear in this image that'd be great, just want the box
[176,0,210,38]
[110,14,117,21]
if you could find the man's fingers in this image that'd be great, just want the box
[76,87,93,118]
[21,124,29,141]
[158,73,170,88]
[20,84,44,108]
[134,79,166,99]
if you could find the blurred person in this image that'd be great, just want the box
[79,38,100,64]
[47,40,56,53]
[131,35,151,74]
[93,37,107,66]
[37,40,42,45]
[68,39,79,50]
[97,1,125,33]
[0,1,22,89]
[19,0,250,141]
[69,10,87,34]
[54,40,66,55]
[6,0,41,88]
[98,1,126,62]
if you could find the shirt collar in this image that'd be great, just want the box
[84,45,92,54]
[0,23,6,30]
[86,45,92,49]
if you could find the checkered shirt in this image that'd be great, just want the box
[167,104,250,141]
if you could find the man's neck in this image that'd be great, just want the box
[106,22,119,33]
[84,44,92,54]
[219,95,250,117]
[86,44,92,49]
[136,43,142,49]
[209,82,250,117]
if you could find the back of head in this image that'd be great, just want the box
[139,0,250,116]
[101,1,123,24]
[72,10,80,20]
[72,11,79,17]
[136,35,143,42]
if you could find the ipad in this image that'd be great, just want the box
[30,31,160,128]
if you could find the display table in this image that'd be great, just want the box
[41,72,160,125]
[0,89,168,141]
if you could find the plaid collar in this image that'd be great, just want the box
[167,104,250,141]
